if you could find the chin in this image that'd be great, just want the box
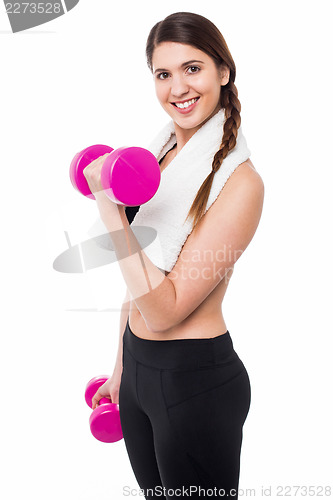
[175,111,208,129]
[175,119,200,130]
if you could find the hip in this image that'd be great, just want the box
[121,318,251,430]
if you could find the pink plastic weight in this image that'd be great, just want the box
[85,375,123,444]
[70,145,113,200]
[70,144,161,206]
[100,146,161,206]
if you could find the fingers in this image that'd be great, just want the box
[84,153,110,172]
[82,153,110,195]
[91,388,113,410]
[91,390,103,410]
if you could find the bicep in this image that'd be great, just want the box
[166,168,264,329]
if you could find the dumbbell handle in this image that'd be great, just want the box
[98,397,112,406]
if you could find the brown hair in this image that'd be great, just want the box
[146,12,242,233]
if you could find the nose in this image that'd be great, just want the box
[170,74,190,99]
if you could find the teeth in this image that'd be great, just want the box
[174,97,198,109]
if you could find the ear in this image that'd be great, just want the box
[219,64,230,86]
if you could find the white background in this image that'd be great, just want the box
[1,0,332,498]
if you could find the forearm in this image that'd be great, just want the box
[112,295,131,376]
[115,236,177,333]
[98,199,177,333]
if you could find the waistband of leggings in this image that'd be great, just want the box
[123,317,236,370]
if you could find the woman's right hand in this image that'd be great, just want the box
[91,371,122,409]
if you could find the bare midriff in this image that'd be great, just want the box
[128,149,256,341]
[129,267,232,340]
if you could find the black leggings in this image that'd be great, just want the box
[119,318,251,499]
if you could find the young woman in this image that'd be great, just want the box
[85,12,264,500]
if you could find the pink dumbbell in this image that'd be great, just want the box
[70,144,161,206]
[85,375,123,443]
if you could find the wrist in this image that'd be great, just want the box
[112,364,123,378]
[95,193,126,229]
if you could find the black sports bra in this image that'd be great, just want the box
[124,143,177,225]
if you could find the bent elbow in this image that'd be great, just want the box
[143,316,170,334]
[146,314,179,334]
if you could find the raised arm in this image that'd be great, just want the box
[84,159,264,335]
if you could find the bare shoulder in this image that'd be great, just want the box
[241,157,257,172]
[227,158,264,189]
[208,158,265,219]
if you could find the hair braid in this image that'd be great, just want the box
[184,81,242,232]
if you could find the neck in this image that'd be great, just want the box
[172,105,222,154]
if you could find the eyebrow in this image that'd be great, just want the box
[153,60,205,74]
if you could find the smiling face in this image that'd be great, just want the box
[152,42,230,131]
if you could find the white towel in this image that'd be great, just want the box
[131,107,251,272]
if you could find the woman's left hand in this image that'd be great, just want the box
[83,153,126,226]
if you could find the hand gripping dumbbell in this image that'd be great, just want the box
[85,375,123,443]
[70,144,161,206]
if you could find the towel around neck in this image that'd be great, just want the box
[131,107,251,273]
